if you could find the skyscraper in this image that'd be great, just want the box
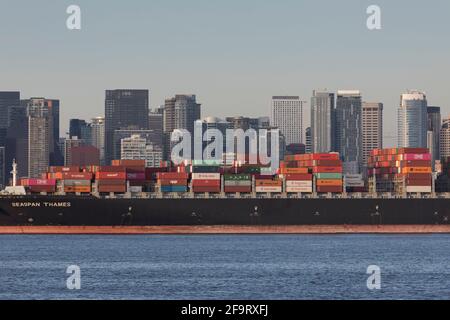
[311,90,335,153]
[5,104,28,179]
[90,117,105,165]
[305,127,312,154]
[335,90,362,174]
[27,98,50,178]
[440,117,450,161]
[163,95,201,160]
[398,91,428,148]
[69,119,91,143]
[271,96,304,145]
[362,102,383,167]
[0,92,20,147]
[64,137,83,166]
[148,107,164,149]
[105,90,149,164]
[427,106,441,165]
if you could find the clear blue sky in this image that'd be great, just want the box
[1,0,449,146]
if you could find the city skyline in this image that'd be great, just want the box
[1,1,449,147]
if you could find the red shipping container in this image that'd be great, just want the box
[97,179,126,186]
[398,148,429,154]
[157,172,189,180]
[283,174,313,181]
[126,173,146,180]
[191,180,221,187]
[62,172,93,180]
[113,159,146,167]
[313,160,342,166]
[192,186,221,193]
[98,185,127,193]
[312,166,343,173]
[316,186,342,193]
[29,186,56,193]
[224,187,252,193]
[99,166,126,173]
[22,179,57,186]
[96,172,126,180]
[398,160,431,167]
[48,166,80,173]
[158,179,188,186]
[406,179,431,187]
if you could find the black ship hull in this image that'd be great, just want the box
[0,195,449,227]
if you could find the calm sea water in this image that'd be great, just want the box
[0,234,449,300]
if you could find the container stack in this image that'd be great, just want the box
[62,172,93,193]
[344,174,366,193]
[20,179,56,193]
[284,153,343,193]
[156,172,189,193]
[255,179,282,193]
[368,148,432,193]
[223,174,252,193]
[96,166,127,193]
[191,173,221,193]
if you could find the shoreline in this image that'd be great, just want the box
[0,225,450,235]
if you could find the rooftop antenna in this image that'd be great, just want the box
[11,159,18,187]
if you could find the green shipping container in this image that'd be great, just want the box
[224,181,252,187]
[314,173,343,179]
[224,174,251,181]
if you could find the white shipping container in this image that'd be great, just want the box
[191,173,221,180]
[129,186,143,193]
[406,186,432,193]
[286,187,313,193]
[344,174,363,180]
[286,181,313,188]
[345,181,365,187]
[256,186,282,193]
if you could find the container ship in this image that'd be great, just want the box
[1,149,450,234]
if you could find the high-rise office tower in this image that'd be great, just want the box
[5,105,28,180]
[440,117,450,161]
[335,90,363,174]
[64,137,83,166]
[427,106,441,165]
[90,117,105,165]
[398,91,428,148]
[305,127,312,154]
[27,98,50,178]
[271,96,304,145]
[0,92,20,147]
[105,90,149,164]
[148,107,164,149]
[362,102,383,167]
[163,95,201,160]
[311,90,335,153]
[69,119,91,143]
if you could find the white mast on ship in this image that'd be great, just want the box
[2,159,26,195]
[11,159,18,187]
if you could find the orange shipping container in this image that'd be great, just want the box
[279,168,309,174]
[255,180,282,187]
[401,167,432,174]
[64,186,92,193]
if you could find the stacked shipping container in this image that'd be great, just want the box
[368,148,432,193]
[284,153,343,193]
[223,174,252,193]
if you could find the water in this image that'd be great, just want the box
[0,235,449,300]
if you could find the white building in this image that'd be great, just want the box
[271,96,304,145]
[90,117,105,165]
[362,102,383,167]
[121,135,163,167]
[440,117,450,161]
[398,91,428,148]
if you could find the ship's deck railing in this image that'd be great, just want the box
[85,191,450,200]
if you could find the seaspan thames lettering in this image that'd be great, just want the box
[12,202,71,208]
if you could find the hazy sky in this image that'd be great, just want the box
[1,0,449,146]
